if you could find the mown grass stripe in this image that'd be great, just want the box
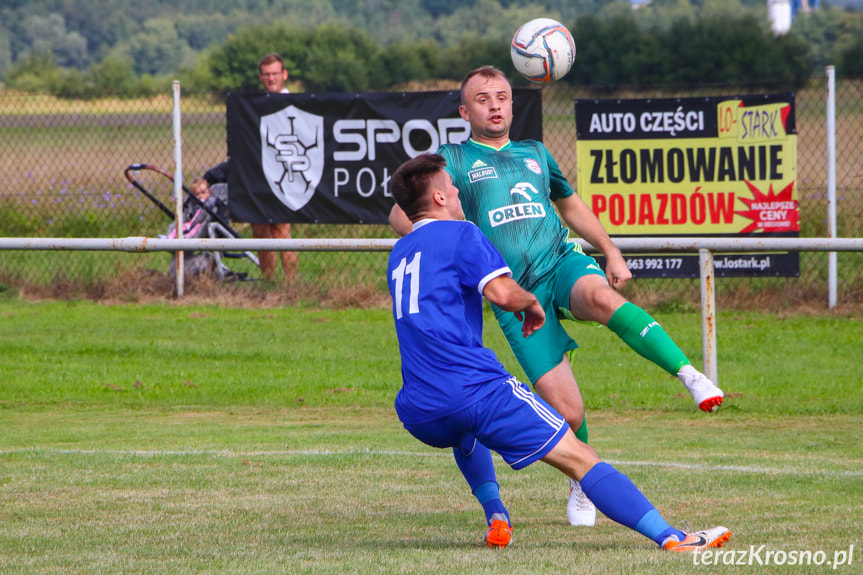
[3,447,859,477]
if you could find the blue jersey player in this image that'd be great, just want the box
[386,152,731,552]
[390,66,724,527]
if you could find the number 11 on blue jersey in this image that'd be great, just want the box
[391,252,422,319]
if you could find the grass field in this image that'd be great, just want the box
[0,300,860,574]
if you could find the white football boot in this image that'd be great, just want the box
[567,478,596,527]
[678,365,724,412]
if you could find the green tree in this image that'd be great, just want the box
[793,4,863,70]
[174,13,236,51]
[207,24,312,92]
[3,51,59,92]
[22,13,89,68]
[303,23,386,91]
[51,67,93,99]
[0,29,11,79]
[178,48,218,92]
[659,13,810,87]
[569,13,657,86]
[422,0,471,18]
[838,35,863,77]
[126,18,194,76]
[432,0,524,47]
[382,38,443,86]
[441,36,511,82]
[89,53,138,96]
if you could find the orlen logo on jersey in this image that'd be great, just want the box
[489,203,546,227]
[489,182,546,227]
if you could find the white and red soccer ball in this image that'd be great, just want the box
[510,18,576,83]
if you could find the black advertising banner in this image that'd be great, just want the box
[227,89,542,224]
[575,95,799,278]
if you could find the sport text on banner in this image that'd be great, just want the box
[226,89,543,224]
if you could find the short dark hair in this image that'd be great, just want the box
[460,65,507,105]
[391,154,447,220]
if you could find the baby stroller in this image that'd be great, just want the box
[124,163,260,280]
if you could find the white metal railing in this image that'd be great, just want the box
[1,236,861,385]
[2,236,861,252]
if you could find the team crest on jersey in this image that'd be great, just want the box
[523,158,542,175]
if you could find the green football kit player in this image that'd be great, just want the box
[438,137,707,386]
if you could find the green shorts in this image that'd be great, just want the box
[492,249,606,384]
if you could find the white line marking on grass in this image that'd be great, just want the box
[603,459,861,478]
[1,448,860,477]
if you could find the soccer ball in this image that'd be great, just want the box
[510,18,576,83]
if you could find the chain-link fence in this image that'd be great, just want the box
[1,78,861,306]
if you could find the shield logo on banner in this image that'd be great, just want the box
[260,106,324,211]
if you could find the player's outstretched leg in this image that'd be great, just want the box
[580,462,732,551]
[543,434,732,551]
[606,303,724,412]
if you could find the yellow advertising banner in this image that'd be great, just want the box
[574,95,799,277]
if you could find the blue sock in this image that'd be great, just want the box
[474,481,510,525]
[636,510,686,546]
[580,462,686,546]
[452,440,509,525]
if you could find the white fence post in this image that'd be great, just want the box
[826,65,837,309]
[173,80,184,298]
[699,249,718,385]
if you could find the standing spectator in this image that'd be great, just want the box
[253,53,297,282]
[205,54,298,282]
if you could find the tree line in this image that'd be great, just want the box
[1,0,862,98]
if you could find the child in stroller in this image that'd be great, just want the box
[162,177,233,279]
[166,178,226,238]
[125,162,260,281]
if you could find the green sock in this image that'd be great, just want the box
[607,302,689,375]
[574,418,588,444]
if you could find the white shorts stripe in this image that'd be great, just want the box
[504,376,564,429]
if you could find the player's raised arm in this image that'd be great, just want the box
[482,275,545,337]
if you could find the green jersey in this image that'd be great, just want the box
[439,138,578,292]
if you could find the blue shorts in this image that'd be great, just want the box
[402,377,570,470]
[493,249,606,383]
